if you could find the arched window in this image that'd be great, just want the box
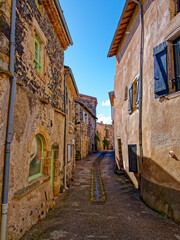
[29,134,43,181]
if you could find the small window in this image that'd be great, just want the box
[128,75,139,114]
[29,135,43,181]
[83,111,85,123]
[67,144,71,163]
[69,100,72,122]
[34,34,43,75]
[175,0,180,14]
[173,37,180,91]
[36,0,43,14]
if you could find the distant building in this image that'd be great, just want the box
[75,95,97,160]
[108,0,180,222]
[96,122,114,150]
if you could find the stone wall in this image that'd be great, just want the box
[66,84,76,184]
[79,94,97,117]
[0,0,69,238]
[75,102,96,160]
[113,0,180,221]
[96,122,114,151]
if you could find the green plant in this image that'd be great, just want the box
[103,138,109,150]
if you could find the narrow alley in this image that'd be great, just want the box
[21,151,180,240]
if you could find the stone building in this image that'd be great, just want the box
[64,66,79,185]
[75,95,97,160]
[0,0,74,238]
[96,122,114,150]
[108,0,180,222]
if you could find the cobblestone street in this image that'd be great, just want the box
[21,151,180,240]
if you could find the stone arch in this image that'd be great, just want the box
[28,126,51,180]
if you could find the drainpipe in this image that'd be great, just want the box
[132,0,143,176]
[1,0,17,239]
[64,70,70,190]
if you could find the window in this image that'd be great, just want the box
[173,37,180,91]
[29,135,43,181]
[153,41,168,98]
[175,0,180,14]
[36,0,43,14]
[67,144,71,163]
[128,75,139,114]
[153,40,180,97]
[34,33,43,75]
[83,111,85,122]
[69,100,72,122]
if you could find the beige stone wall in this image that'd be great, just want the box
[96,123,114,151]
[75,103,96,160]
[114,0,180,220]
[66,85,76,183]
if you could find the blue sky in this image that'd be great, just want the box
[60,0,126,123]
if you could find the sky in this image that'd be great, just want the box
[60,0,126,124]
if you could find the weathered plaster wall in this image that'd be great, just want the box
[114,1,141,188]
[114,0,180,221]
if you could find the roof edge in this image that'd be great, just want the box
[53,0,73,46]
[107,0,130,58]
[75,99,97,119]
[64,66,79,96]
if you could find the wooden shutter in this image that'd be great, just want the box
[136,74,140,109]
[178,0,180,12]
[128,144,138,173]
[153,41,168,98]
[128,83,133,114]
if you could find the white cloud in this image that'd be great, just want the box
[102,99,110,107]
[97,113,111,124]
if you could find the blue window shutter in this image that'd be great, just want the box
[136,74,140,109]
[153,41,168,98]
[128,83,133,114]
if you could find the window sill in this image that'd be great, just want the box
[14,175,50,201]
[165,91,180,100]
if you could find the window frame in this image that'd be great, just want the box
[29,134,43,182]
[128,75,139,114]
[34,36,42,75]
[67,144,71,163]
[175,0,180,14]
[173,37,180,92]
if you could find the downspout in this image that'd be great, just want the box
[132,0,143,177]
[64,70,70,189]
[1,0,17,239]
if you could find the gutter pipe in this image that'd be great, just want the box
[132,0,143,176]
[1,0,17,239]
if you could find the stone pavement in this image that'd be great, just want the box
[21,151,180,240]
